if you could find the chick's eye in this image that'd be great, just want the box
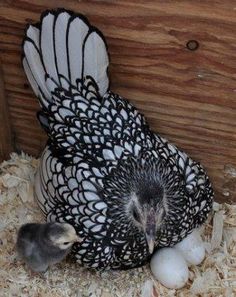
[63,242,70,245]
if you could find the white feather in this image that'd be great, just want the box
[54,12,70,83]
[83,219,94,229]
[22,58,39,97]
[45,77,58,96]
[91,225,102,232]
[102,149,116,160]
[23,41,50,99]
[41,13,59,87]
[83,31,109,96]
[95,201,107,210]
[81,181,97,192]
[68,17,89,86]
[26,25,40,47]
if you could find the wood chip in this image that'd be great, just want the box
[210,210,224,251]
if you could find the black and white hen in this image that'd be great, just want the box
[22,9,214,270]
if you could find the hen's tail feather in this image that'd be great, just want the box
[22,10,151,161]
[22,9,109,110]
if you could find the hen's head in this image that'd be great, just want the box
[104,153,183,254]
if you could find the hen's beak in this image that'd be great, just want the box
[145,208,156,254]
[146,232,155,254]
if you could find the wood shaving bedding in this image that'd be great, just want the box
[0,153,235,297]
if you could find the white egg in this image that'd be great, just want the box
[174,229,205,266]
[150,247,189,289]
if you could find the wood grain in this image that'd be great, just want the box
[0,0,236,202]
[0,57,13,161]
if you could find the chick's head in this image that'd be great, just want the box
[46,223,81,250]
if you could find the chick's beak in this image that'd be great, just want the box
[74,235,82,243]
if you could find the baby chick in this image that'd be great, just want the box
[16,222,81,272]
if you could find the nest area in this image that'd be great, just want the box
[0,153,235,297]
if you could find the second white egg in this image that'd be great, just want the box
[174,229,205,266]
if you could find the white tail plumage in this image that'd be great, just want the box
[22,9,109,107]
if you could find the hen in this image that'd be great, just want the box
[22,9,213,269]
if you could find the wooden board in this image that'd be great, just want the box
[0,0,236,203]
[0,57,13,161]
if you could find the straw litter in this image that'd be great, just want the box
[0,152,235,297]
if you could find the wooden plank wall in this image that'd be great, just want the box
[0,57,13,159]
[0,0,236,203]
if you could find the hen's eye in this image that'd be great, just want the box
[132,208,140,222]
